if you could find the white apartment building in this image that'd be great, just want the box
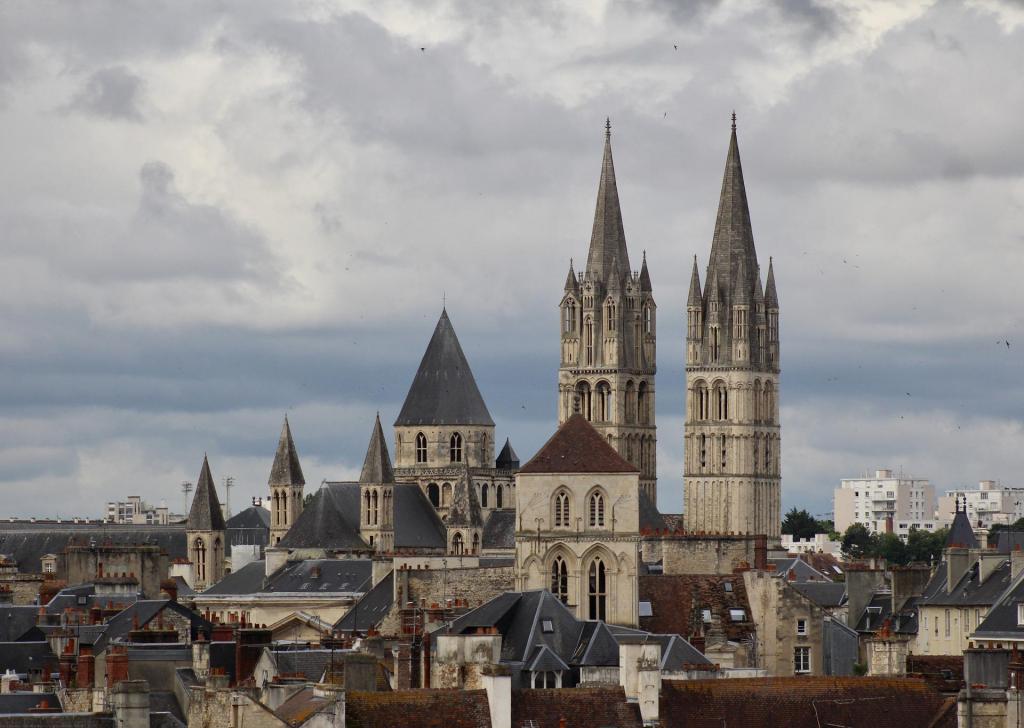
[938,481,1024,529]
[834,469,938,537]
[105,495,175,524]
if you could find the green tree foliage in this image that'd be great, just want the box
[841,523,877,559]
[782,508,820,540]
[905,526,949,564]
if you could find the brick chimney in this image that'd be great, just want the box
[106,645,130,687]
[77,645,94,688]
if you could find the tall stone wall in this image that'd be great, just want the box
[381,567,515,635]
[660,535,764,576]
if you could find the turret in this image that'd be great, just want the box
[765,258,779,368]
[268,416,305,546]
[359,414,395,554]
[186,456,226,590]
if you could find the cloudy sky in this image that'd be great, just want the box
[1,0,1023,521]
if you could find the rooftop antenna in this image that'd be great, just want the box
[223,476,235,519]
[181,481,194,516]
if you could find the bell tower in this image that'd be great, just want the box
[558,120,657,501]
[684,115,781,538]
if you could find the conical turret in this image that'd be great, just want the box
[187,455,225,532]
[765,258,779,309]
[564,260,580,294]
[639,251,652,292]
[360,414,394,484]
[269,416,305,488]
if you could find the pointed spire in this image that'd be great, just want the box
[733,256,751,304]
[584,119,631,286]
[765,257,779,309]
[395,309,495,427]
[564,259,579,293]
[360,414,394,484]
[187,455,226,531]
[269,415,305,487]
[754,269,765,305]
[687,256,702,307]
[706,269,722,307]
[707,113,759,307]
[639,251,652,292]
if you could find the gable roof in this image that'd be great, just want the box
[971,565,1024,640]
[187,456,226,532]
[334,572,394,633]
[638,574,754,642]
[519,414,638,475]
[276,485,366,551]
[202,560,266,596]
[264,559,371,594]
[269,416,305,487]
[346,689,492,728]
[0,606,45,642]
[512,686,642,728]
[394,309,494,427]
[0,523,187,574]
[789,581,847,609]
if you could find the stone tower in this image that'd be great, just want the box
[359,414,396,554]
[559,121,657,501]
[186,455,227,590]
[684,116,781,538]
[268,415,305,546]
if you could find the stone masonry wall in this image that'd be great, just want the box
[661,536,760,576]
[381,567,514,635]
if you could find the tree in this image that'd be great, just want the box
[782,508,819,541]
[303,492,316,508]
[875,532,910,566]
[841,523,878,559]
[906,526,949,564]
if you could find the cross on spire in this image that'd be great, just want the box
[605,117,611,141]
[731,111,736,131]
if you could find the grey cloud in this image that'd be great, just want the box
[67,66,144,121]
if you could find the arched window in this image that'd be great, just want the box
[452,532,464,555]
[644,304,653,334]
[364,491,372,525]
[427,483,440,508]
[753,380,763,422]
[694,380,709,421]
[472,532,480,554]
[624,381,636,423]
[481,433,487,464]
[563,300,577,333]
[585,317,594,365]
[576,381,592,421]
[442,482,452,507]
[699,434,707,469]
[720,434,727,470]
[713,381,728,420]
[605,299,616,332]
[496,485,504,509]
[588,492,605,528]
[481,483,489,508]
[637,381,649,424]
[764,382,774,423]
[588,558,607,621]
[596,381,611,422]
[551,556,569,604]
[710,325,721,362]
[753,435,760,474]
[554,491,570,528]
[450,433,462,463]
[415,432,427,463]
[213,538,222,575]
[765,436,773,474]
[371,490,379,525]
[193,538,206,582]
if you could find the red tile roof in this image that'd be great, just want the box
[345,689,491,728]
[519,414,638,474]
[639,574,754,642]
[660,677,950,728]
[511,687,641,728]
[907,655,964,694]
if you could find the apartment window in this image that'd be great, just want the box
[1018,603,1024,627]
[794,647,810,674]
[797,618,807,636]
[945,609,951,637]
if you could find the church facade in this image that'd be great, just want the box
[683,118,782,539]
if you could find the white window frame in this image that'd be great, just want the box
[796,618,807,636]
[794,646,810,674]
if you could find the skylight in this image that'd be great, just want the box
[541,619,554,633]
[638,600,653,617]
[729,608,746,621]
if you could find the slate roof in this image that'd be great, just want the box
[225,506,271,557]
[687,255,702,307]
[768,557,832,582]
[264,559,371,594]
[394,309,494,427]
[922,559,1011,607]
[0,606,44,642]
[275,686,335,727]
[853,591,918,635]
[0,693,63,714]
[583,122,632,285]
[659,677,950,728]
[947,508,979,548]
[512,686,642,728]
[335,572,394,633]
[279,483,445,552]
[0,641,54,674]
[519,414,638,475]
[482,510,515,550]
[186,456,226,532]
[495,438,519,469]
[359,415,394,484]
[447,475,484,528]
[94,599,212,652]
[638,491,666,531]
[789,581,847,608]
[202,560,266,595]
[638,574,755,642]
[268,648,335,682]
[269,416,305,487]
[0,523,187,573]
[345,689,492,728]
[971,566,1024,640]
